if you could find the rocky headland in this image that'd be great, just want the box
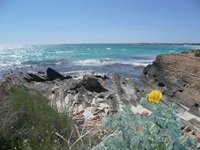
[0,50,200,145]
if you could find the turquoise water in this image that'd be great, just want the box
[0,44,199,78]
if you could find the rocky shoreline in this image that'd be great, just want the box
[143,50,200,124]
[0,50,200,145]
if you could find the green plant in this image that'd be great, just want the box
[195,53,200,57]
[0,86,101,150]
[0,86,73,149]
[93,97,197,150]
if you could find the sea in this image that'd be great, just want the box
[0,44,200,79]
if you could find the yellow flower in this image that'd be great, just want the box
[148,90,162,103]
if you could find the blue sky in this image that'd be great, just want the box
[0,0,200,44]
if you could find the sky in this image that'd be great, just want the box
[0,0,200,44]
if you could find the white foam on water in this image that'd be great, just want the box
[118,59,154,67]
[8,55,22,58]
[73,58,114,66]
[72,58,154,67]
[131,62,151,67]
[63,70,107,79]
[54,51,73,54]
[63,70,93,79]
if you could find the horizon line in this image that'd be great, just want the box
[1,42,200,46]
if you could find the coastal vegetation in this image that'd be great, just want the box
[93,90,197,150]
[195,53,200,57]
[0,87,99,149]
[0,74,198,149]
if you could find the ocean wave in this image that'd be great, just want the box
[72,58,153,67]
[73,58,113,66]
[62,70,96,78]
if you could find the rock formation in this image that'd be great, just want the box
[0,68,147,119]
[1,56,200,145]
[143,50,200,132]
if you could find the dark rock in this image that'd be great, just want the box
[98,94,104,98]
[47,67,67,80]
[95,75,110,80]
[65,76,72,79]
[52,91,55,94]
[71,76,108,93]
[193,103,199,108]
[82,76,108,93]
[180,126,185,130]
[26,73,46,82]
[158,82,165,87]
[143,64,151,75]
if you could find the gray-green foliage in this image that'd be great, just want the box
[93,98,197,150]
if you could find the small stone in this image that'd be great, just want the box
[141,111,149,116]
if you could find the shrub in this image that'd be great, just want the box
[0,86,73,149]
[92,91,197,150]
[195,53,200,57]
